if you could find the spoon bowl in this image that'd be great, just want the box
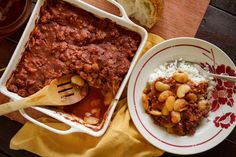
[0,74,88,116]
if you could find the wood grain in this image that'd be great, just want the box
[196,5,236,62]
[83,0,120,16]
[150,0,210,39]
[210,0,236,15]
[0,152,8,157]
[163,139,236,157]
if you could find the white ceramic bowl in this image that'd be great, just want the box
[128,37,236,155]
[0,0,147,136]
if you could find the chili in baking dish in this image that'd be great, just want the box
[6,0,141,125]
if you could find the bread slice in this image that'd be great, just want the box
[117,0,164,28]
[117,0,136,16]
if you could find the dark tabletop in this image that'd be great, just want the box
[0,0,236,156]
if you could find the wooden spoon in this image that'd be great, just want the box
[0,75,88,116]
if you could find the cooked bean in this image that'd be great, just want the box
[198,100,208,111]
[171,111,181,123]
[155,81,170,91]
[179,107,188,112]
[71,75,85,86]
[143,87,149,94]
[142,93,149,111]
[174,98,187,112]
[104,91,113,105]
[173,72,189,83]
[91,108,101,117]
[149,110,162,116]
[162,105,169,116]
[177,84,191,98]
[165,96,175,112]
[158,90,173,102]
[84,116,99,124]
[186,93,198,103]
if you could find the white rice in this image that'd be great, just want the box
[148,59,216,99]
[148,59,211,84]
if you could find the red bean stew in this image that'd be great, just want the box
[6,0,141,127]
[143,72,210,135]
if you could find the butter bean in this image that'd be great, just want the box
[177,84,191,98]
[162,105,169,116]
[158,90,172,102]
[149,110,162,116]
[173,72,189,83]
[155,81,170,91]
[198,100,208,111]
[142,94,149,111]
[171,111,181,123]
[186,93,198,103]
[165,96,175,111]
[174,98,187,112]
[71,75,85,86]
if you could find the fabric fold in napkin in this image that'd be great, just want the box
[10,33,165,157]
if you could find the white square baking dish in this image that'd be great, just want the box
[0,0,147,136]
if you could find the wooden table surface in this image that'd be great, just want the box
[0,0,236,156]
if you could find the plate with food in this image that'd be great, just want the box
[127,37,236,154]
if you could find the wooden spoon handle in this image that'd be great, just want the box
[0,98,34,116]
[0,86,50,116]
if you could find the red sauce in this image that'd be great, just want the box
[6,0,140,127]
[0,0,25,27]
[6,0,141,97]
[63,86,109,124]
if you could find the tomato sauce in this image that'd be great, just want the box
[63,86,109,124]
[6,0,141,97]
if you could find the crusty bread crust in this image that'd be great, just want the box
[150,0,164,27]
[117,0,164,28]
[117,0,136,16]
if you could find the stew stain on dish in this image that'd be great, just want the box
[6,0,141,129]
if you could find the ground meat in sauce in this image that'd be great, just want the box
[144,77,210,136]
[6,0,141,97]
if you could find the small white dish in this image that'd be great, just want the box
[128,37,236,155]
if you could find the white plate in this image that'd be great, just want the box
[128,37,236,155]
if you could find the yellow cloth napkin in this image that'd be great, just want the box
[10,33,165,157]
